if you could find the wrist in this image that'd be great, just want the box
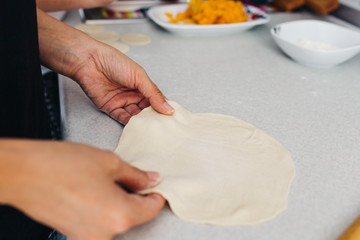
[37,8,98,79]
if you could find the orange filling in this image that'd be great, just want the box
[166,0,249,25]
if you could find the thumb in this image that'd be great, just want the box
[125,193,166,227]
[137,71,174,115]
[113,160,162,192]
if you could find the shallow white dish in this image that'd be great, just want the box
[270,20,360,68]
[147,4,270,36]
[107,1,158,12]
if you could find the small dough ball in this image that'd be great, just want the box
[90,31,120,43]
[75,24,104,34]
[120,33,151,46]
[108,42,130,54]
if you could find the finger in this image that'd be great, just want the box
[136,72,174,115]
[100,91,143,115]
[126,193,165,226]
[138,98,150,109]
[113,161,162,191]
[124,103,141,116]
[108,108,132,125]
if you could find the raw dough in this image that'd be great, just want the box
[115,101,295,225]
[90,31,120,43]
[119,33,151,45]
[107,42,130,54]
[75,24,104,34]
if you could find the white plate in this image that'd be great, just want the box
[270,20,360,68]
[147,4,270,36]
[107,1,159,12]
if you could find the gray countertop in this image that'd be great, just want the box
[60,9,360,240]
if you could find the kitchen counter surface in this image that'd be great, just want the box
[60,9,360,240]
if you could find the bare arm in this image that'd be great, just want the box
[0,139,164,240]
[36,0,114,12]
[37,8,173,124]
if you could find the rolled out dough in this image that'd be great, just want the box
[115,101,295,225]
[119,33,151,45]
[107,42,130,54]
[75,24,104,34]
[90,31,120,43]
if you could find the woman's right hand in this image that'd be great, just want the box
[0,139,165,240]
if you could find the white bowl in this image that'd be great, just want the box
[148,4,270,36]
[270,20,360,68]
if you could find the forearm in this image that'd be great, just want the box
[0,139,165,240]
[37,8,97,79]
[37,7,174,120]
[36,0,114,12]
[0,139,31,205]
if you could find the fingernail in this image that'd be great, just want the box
[147,171,162,187]
[149,193,165,203]
[163,102,174,114]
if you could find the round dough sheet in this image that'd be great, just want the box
[115,101,295,225]
[119,33,151,45]
[107,42,129,54]
[90,31,120,43]
[75,24,104,34]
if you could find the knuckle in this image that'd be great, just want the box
[103,150,118,161]
[102,150,122,168]
[134,68,148,84]
[108,213,135,234]
[135,67,147,78]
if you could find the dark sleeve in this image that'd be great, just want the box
[0,0,51,139]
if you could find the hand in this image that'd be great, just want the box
[37,9,174,125]
[71,42,174,124]
[0,140,165,240]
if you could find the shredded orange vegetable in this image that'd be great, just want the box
[166,0,249,25]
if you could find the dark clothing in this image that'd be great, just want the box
[0,0,51,138]
[0,0,53,239]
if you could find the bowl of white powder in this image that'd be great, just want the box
[270,20,360,68]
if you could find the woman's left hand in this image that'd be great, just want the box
[72,42,174,124]
[37,8,174,124]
